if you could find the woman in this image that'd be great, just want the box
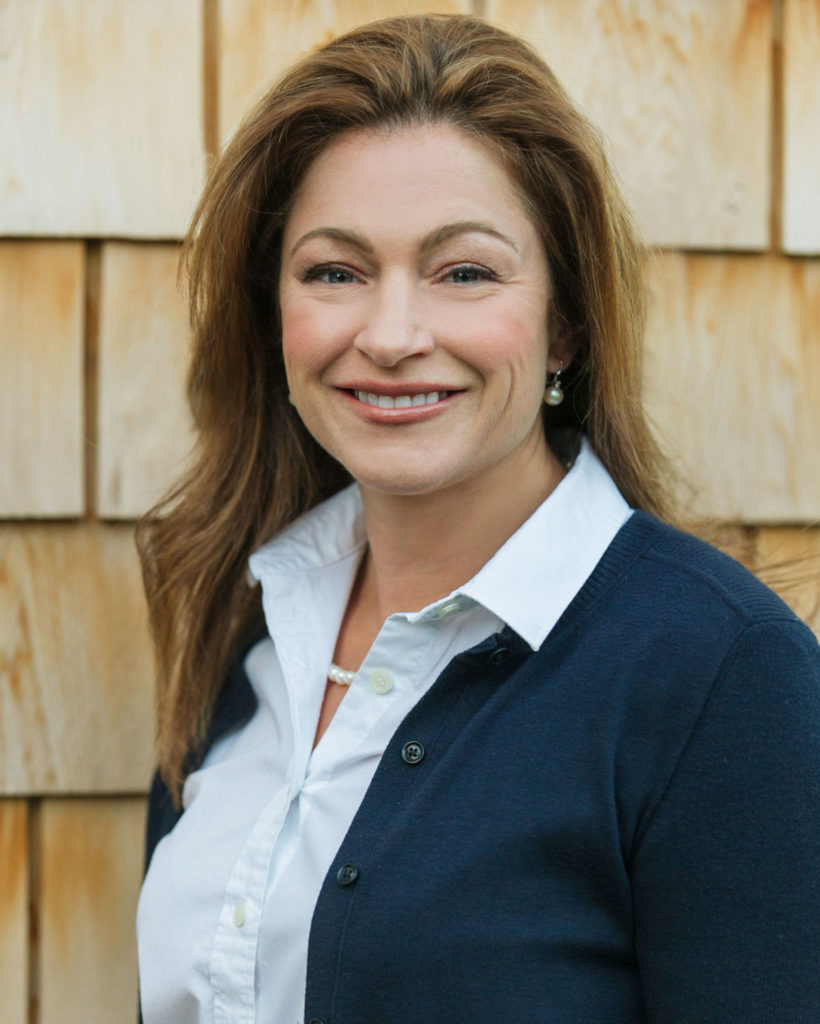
[136,14,820,1024]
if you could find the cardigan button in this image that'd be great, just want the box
[488,646,509,666]
[308,1019,324,1024]
[336,863,359,886]
[401,741,425,764]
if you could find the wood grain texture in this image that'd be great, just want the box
[644,252,820,521]
[0,524,154,794]
[783,0,820,253]
[753,526,820,633]
[487,0,772,249]
[97,244,193,519]
[218,0,471,143]
[39,797,146,1024]
[0,242,84,517]
[0,0,205,237]
[0,801,28,1024]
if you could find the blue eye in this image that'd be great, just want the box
[444,265,495,284]
[304,265,358,284]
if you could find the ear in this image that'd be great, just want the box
[546,306,579,373]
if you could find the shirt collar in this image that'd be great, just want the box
[248,483,366,581]
[451,438,631,648]
[248,438,631,651]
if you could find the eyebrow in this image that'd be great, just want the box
[288,220,519,259]
[289,227,374,259]
[421,221,519,255]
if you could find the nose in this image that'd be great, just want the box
[353,275,434,366]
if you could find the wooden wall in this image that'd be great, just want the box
[1,2,818,1021]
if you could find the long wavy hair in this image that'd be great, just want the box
[138,13,673,802]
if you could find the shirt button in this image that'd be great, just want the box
[488,646,509,666]
[401,740,425,764]
[308,1019,325,1024]
[369,668,394,694]
[336,864,359,886]
[232,900,246,927]
[437,599,461,617]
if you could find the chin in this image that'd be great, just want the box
[356,464,489,500]
[327,437,486,499]
[354,473,449,498]
[340,456,454,497]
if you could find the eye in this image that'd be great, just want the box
[442,264,497,285]
[303,264,360,285]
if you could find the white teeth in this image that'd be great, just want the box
[353,390,448,408]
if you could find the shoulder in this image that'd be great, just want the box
[590,511,815,640]
[547,511,819,732]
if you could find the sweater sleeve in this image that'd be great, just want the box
[631,617,820,1024]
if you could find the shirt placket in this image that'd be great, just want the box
[210,592,316,1024]
[210,785,291,1024]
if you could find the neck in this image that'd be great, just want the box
[355,438,565,622]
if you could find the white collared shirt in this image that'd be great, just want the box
[137,439,631,1024]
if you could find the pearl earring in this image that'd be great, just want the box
[544,361,564,407]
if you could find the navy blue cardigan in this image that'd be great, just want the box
[143,513,820,1023]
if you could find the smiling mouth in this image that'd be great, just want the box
[352,390,450,409]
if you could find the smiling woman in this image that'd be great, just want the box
[135,13,820,1024]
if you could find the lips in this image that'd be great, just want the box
[336,383,462,424]
[353,390,449,409]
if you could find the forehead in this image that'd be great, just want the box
[282,122,538,246]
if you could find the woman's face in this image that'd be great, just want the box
[279,122,569,500]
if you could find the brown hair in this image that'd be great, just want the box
[138,13,673,802]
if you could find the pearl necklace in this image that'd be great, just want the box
[328,662,355,686]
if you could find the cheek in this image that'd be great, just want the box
[280,302,336,381]
[453,303,548,384]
